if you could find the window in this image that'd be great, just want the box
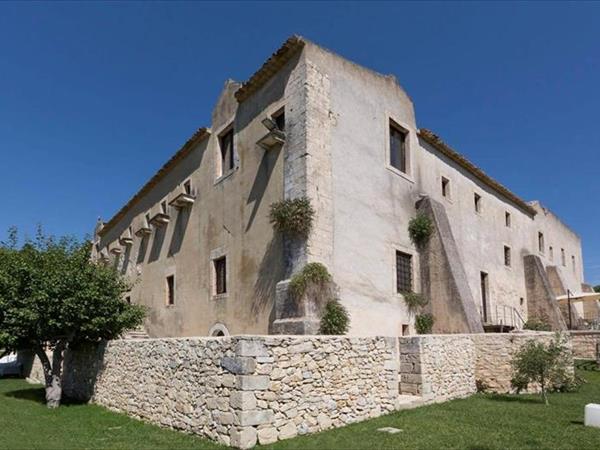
[161,201,167,215]
[549,246,554,260]
[505,212,511,227]
[184,180,192,195]
[474,193,482,213]
[218,128,235,176]
[441,177,450,199]
[125,296,131,304]
[396,251,413,293]
[520,297,524,306]
[273,108,285,131]
[166,275,175,305]
[538,232,544,253]
[572,255,576,273]
[389,121,408,173]
[214,256,227,295]
[561,248,566,266]
[480,272,489,322]
[504,246,511,267]
[401,324,410,336]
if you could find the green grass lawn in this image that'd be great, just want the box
[1,367,600,449]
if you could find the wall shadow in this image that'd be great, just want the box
[252,235,285,332]
[246,147,280,233]
[148,227,166,263]
[168,208,191,257]
[121,245,132,275]
[136,235,149,264]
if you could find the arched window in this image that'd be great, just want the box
[208,323,229,337]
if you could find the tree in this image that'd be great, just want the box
[0,228,145,408]
[594,285,600,293]
[510,333,575,405]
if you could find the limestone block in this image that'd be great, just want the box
[236,375,270,391]
[230,391,257,410]
[278,422,298,440]
[221,357,257,375]
[230,427,257,449]
[237,409,275,426]
[257,427,278,445]
[236,340,269,357]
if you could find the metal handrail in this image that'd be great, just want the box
[488,303,525,330]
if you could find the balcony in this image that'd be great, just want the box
[149,212,170,227]
[169,192,195,209]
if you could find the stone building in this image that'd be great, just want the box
[93,36,592,337]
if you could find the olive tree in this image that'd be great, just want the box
[0,228,144,408]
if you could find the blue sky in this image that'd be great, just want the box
[1,2,599,283]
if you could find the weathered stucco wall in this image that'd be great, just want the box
[569,330,600,359]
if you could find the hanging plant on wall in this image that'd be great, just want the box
[408,213,433,247]
[269,197,315,239]
[402,291,429,314]
[289,262,332,299]
[319,299,350,335]
[415,313,435,334]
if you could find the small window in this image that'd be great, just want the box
[505,212,511,227]
[389,121,408,174]
[396,251,413,293]
[184,180,192,195]
[549,246,554,260]
[273,108,285,131]
[145,213,151,227]
[561,248,566,266]
[161,201,167,215]
[474,193,482,213]
[401,324,410,336]
[519,297,524,306]
[218,128,235,176]
[166,275,175,305]
[572,255,576,273]
[214,256,227,295]
[538,232,544,253]
[125,296,131,304]
[504,246,511,267]
[441,177,450,199]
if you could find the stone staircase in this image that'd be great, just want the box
[122,326,150,339]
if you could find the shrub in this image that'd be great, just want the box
[319,299,350,335]
[403,291,429,314]
[523,318,552,331]
[289,262,332,299]
[510,333,577,404]
[269,197,315,239]
[408,213,433,247]
[415,313,434,334]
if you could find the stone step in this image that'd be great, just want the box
[397,394,424,410]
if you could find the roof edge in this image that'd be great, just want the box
[98,127,210,237]
[418,129,537,217]
[234,35,306,103]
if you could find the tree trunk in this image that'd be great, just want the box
[34,341,66,408]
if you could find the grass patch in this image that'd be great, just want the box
[0,378,221,449]
[1,370,600,449]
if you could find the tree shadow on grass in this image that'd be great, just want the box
[5,387,87,406]
[483,394,543,404]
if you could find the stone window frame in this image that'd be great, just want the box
[474,192,482,215]
[165,269,176,307]
[441,175,452,202]
[538,231,545,254]
[392,244,418,297]
[214,119,238,185]
[561,248,566,266]
[505,211,511,228]
[210,246,229,300]
[385,115,414,183]
[503,245,512,268]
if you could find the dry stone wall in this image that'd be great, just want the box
[569,330,600,360]
[24,332,573,448]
